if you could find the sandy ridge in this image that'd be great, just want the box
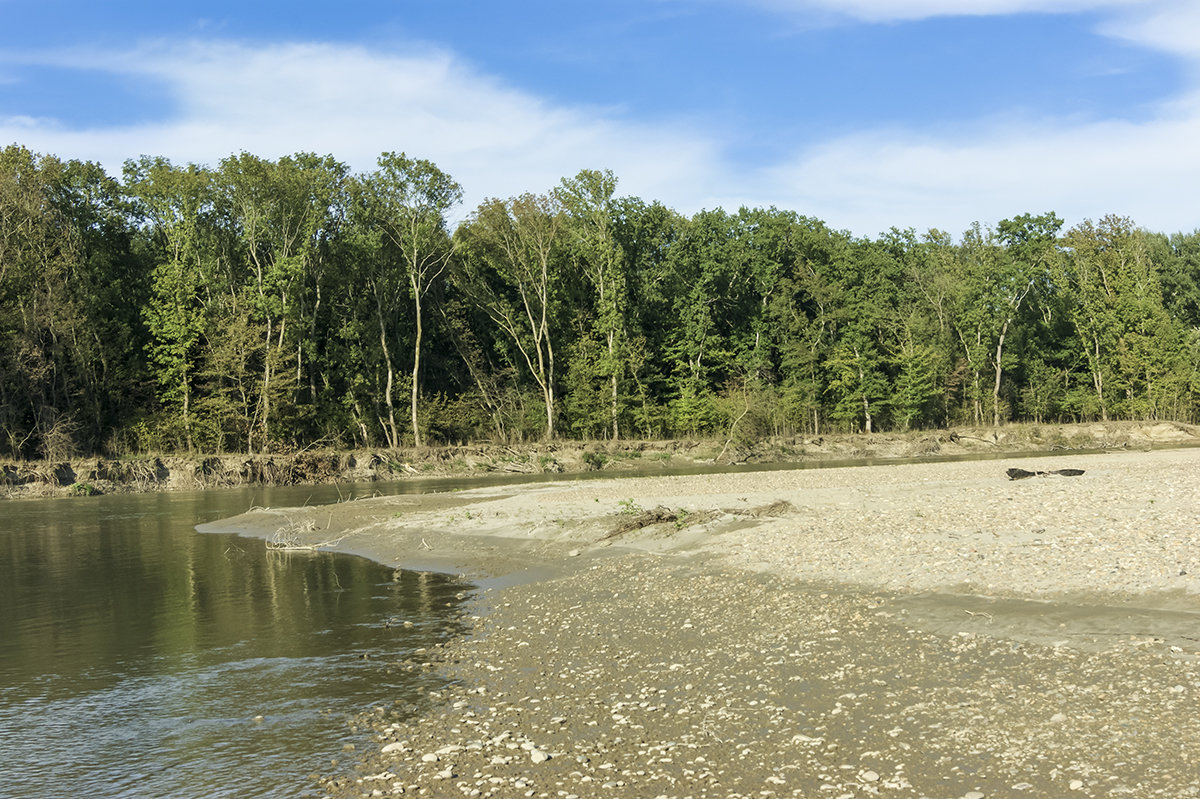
[214,447,1200,601]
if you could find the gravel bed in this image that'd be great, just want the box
[224,448,1200,799]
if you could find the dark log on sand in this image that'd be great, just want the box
[1007,467,1086,480]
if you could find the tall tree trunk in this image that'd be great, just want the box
[544,338,556,440]
[182,364,193,452]
[608,329,619,440]
[374,291,399,448]
[261,317,272,454]
[411,287,423,448]
[856,351,873,434]
[992,320,1010,427]
[1092,334,1107,421]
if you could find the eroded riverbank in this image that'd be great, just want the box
[7,420,1198,500]
[207,446,1200,798]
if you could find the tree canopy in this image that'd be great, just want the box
[2,142,1198,458]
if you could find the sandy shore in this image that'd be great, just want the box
[209,447,1200,798]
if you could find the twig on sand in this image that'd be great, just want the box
[963,609,994,621]
[266,532,348,551]
[265,515,347,551]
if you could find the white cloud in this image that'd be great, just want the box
[3,0,1200,238]
[1097,0,1200,59]
[751,104,1200,236]
[748,0,1150,23]
[722,0,1200,235]
[0,40,727,216]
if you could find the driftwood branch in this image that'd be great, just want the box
[1006,467,1086,480]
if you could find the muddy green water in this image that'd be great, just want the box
[0,484,471,799]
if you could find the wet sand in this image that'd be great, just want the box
[208,447,1200,798]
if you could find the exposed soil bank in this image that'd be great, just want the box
[3,420,1199,500]
[205,444,1200,799]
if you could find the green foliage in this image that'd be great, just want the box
[3,144,1200,460]
[617,497,643,515]
[582,450,608,470]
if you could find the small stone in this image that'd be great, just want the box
[861,770,879,782]
[1050,712,1068,724]
[1069,779,1084,791]
[530,748,551,763]
[964,792,985,799]
[420,753,439,763]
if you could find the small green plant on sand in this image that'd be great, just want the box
[70,482,100,496]
[618,498,643,515]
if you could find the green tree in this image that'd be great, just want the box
[1060,215,1187,420]
[611,198,681,438]
[454,193,566,439]
[556,169,627,439]
[217,152,348,451]
[124,156,216,450]
[0,145,81,456]
[766,217,853,435]
[354,153,461,447]
[823,238,900,433]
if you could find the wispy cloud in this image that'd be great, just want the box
[745,0,1151,24]
[748,106,1200,235]
[0,40,727,215]
[3,0,1200,237]
[1096,0,1200,58]
[722,0,1200,234]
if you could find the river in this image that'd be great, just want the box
[0,483,471,799]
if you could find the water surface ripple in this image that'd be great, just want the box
[0,485,470,799]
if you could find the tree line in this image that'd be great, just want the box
[2,142,1198,459]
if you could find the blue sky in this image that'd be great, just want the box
[2,0,1198,237]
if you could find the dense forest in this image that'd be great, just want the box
[2,143,1199,459]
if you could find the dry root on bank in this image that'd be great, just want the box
[265,514,347,551]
